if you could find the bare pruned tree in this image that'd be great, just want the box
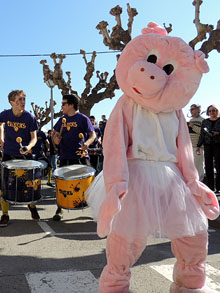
[188,0,220,57]
[34,3,138,128]
[96,3,138,50]
[33,1,219,128]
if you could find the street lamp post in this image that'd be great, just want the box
[45,79,55,130]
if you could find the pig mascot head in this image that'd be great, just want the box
[116,22,209,113]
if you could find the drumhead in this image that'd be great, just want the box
[54,164,95,180]
[38,160,48,169]
[1,159,42,169]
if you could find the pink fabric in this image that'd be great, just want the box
[171,232,208,289]
[176,110,219,220]
[97,21,218,292]
[116,28,209,114]
[97,96,133,238]
[142,21,168,36]
[99,233,146,293]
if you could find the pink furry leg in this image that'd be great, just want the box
[170,231,211,291]
[99,233,146,293]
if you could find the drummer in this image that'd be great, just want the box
[52,94,96,221]
[0,90,39,227]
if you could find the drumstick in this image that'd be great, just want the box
[16,137,28,152]
[79,133,85,145]
[58,117,66,138]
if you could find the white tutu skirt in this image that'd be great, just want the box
[85,159,208,240]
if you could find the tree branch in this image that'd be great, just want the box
[96,4,138,51]
[189,0,214,50]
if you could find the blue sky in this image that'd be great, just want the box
[0,0,219,129]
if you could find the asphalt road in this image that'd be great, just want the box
[0,179,220,293]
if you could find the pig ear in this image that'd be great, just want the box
[142,22,168,36]
[194,50,209,73]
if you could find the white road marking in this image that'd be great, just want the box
[151,264,220,290]
[25,270,99,293]
[37,221,98,236]
[37,221,55,235]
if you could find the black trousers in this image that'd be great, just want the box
[89,155,99,174]
[204,143,220,191]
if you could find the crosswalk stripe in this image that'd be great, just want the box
[37,221,97,236]
[150,264,220,290]
[37,221,55,235]
[25,270,99,293]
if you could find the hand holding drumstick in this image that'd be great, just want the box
[52,117,66,145]
[16,137,28,155]
[59,118,66,138]
[79,133,89,151]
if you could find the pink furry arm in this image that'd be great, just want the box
[176,110,219,220]
[97,96,133,237]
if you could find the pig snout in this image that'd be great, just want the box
[128,61,167,96]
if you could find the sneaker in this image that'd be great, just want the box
[47,182,54,187]
[0,214,9,227]
[52,213,63,221]
[28,205,40,221]
[52,207,63,221]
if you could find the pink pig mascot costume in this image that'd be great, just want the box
[89,22,220,292]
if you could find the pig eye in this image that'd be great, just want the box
[147,54,157,64]
[163,64,174,75]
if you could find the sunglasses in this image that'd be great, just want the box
[208,109,217,113]
[190,108,197,111]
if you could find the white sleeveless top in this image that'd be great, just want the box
[132,104,179,162]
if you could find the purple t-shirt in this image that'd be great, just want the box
[54,112,94,160]
[32,129,47,158]
[0,109,38,156]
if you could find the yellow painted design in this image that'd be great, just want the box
[13,169,26,177]
[25,179,41,190]
[7,121,26,129]
[75,150,88,158]
[69,122,77,128]
[55,175,94,209]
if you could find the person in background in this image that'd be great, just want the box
[197,104,220,192]
[99,120,106,143]
[32,127,50,183]
[101,114,107,124]
[51,94,96,221]
[32,127,49,160]
[89,115,102,173]
[0,90,39,227]
[46,130,57,187]
[188,104,204,181]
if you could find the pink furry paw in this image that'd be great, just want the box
[97,218,111,238]
[195,196,220,220]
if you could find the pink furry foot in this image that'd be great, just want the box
[170,283,219,293]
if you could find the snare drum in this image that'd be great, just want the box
[1,160,42,204]
[54,164,95,209]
